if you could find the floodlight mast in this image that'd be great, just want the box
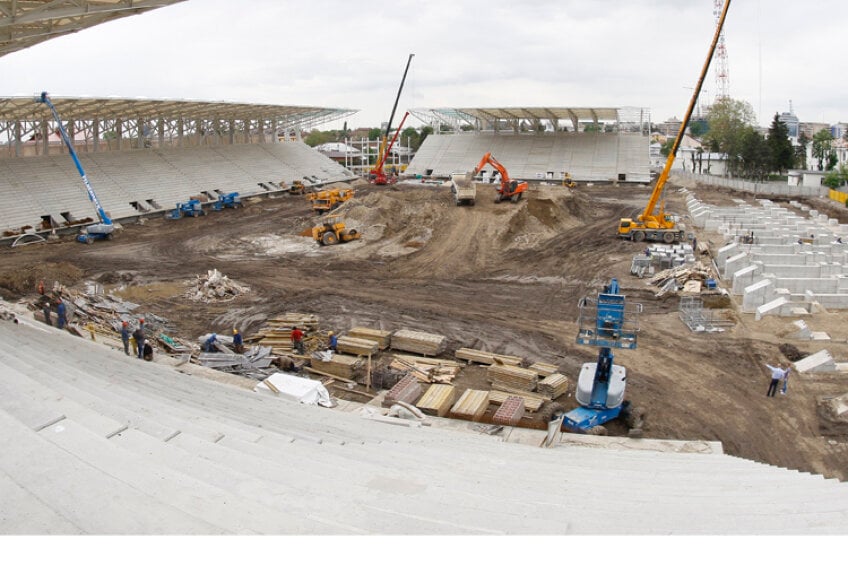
[38,92,112,227]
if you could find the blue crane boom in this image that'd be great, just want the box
[38,92,114,242]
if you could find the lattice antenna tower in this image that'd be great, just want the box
[713,0,730,101]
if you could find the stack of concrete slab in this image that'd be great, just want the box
[390,329,447,356]
[685,191,848,315]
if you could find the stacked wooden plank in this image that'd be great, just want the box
[274,313,320,330]
[389,355,461,384]
[390,329,447,356]
[488,390,544,412]
[450,389,490,422]
[537,373,570,400]
[348,327,391,350]
[454,348,522,366]
[336,336,379,356]
[487,364,538,392]
[529,362,559,377]
[382,375,423,408]
[492,396,525,426]
[254,327,294,353]
[309,352,363,379]
[416,384,457,417]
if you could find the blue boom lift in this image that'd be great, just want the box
[168,199,205,219]
[549,279,644,436]
[38,92,114,244]
[212,192,241,211]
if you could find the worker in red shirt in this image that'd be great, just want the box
[291,326,304,355]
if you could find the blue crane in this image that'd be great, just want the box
[550,279,643,435]
[38,92,114,244]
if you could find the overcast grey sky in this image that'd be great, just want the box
[1,0,845,130]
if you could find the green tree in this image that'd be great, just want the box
[704,98,756,175]
[367,128,382,141]
[401,126,420,151]
[303,129,335,147]
[660,138,675,157]
[766,113,794,173]
[419,125,433,148]
[823,168,843,189]
[738,126,770,180]
[689,119,708,138]
[796,131,809,170]
[812,129,834,171]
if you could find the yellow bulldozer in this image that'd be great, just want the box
[306,187,355,214]
[312,215,361,246]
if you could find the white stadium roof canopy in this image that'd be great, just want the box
[0,0,185,58]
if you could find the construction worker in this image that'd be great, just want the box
[133,319,145,359]
[203,333,219,352]
[120,321,130,355]
[328,331,338,352]
[232,328,244,354]
[37,280,45,295]
[291,326,304,355]
[41,299,52,326]
[55,298,66,330]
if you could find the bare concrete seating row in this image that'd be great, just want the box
[407,132,650,183]
[0,143,354,233]
[1,319,847,534]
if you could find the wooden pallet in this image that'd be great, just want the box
[416,384,457,417]
[336,336,379,356]
[391,329,447,356]
[310,352,363,379]
[348,327,391,350]
[454,348,522,366]
[450,389,490,422]
[528,362,559,377]
[487,364,538,392]
[537,373,570,399]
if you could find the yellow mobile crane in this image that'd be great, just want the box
[618,0,731,243]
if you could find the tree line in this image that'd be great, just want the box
[661,98,848,189]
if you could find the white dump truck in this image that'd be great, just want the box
[449,172,477,206]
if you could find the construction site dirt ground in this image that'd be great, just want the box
[2,177,848,481]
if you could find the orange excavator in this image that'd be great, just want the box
[472,152,528,203]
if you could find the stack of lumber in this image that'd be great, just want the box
[348,327,391,350]
[390,355,461,384]
[487,364,538,392]
[488,390,544,413]
[529,361,559,377]
[492,396,525,426]
[309,352,364,379]
[336,336,379,356]
[450,389,490,422]
[253,327,294,353]
[537,373,570,400]
[382,374,423,408]
[416,384,457,417]
[391,329,447,356]
[275,313,320,330]
[455,348,522,366]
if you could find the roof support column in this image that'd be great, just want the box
[158,118,165,148]
[228,119,235,145]
[66,120,74,155]
[137,117,144,149]
[177,118,184,148]
[116,120,123,150]
[93,119,100,153]
[41,119,49,155]
[13,121,22,158]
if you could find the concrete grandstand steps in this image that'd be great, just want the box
[0,469,83,534]
[3,320,848,533]
[35,418,306,534]
[0,408,225,534]
[0,362,127,438]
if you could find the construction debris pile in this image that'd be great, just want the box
[645,261,716,297]
[185,269,250,302]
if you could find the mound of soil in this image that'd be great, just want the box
[0,261,84,299]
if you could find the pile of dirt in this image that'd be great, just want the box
[0,261,84,299]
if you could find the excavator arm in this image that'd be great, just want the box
[471,152,527,203]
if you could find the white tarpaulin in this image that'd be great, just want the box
[254,372,333,407]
